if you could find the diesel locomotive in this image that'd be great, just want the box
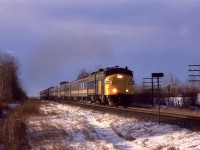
[40,66,134,106]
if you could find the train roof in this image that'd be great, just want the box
[75,66,133,81]
[105,66,133,77]
[59,81,69,85]
[91,66,132,74]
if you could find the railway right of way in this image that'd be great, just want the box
[61,100,200,130]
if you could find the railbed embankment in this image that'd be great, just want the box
[61,100,200,131]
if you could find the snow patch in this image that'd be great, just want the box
[26,102,200,150]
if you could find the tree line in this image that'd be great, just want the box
[135,73,200,107]
[0,51,26,102]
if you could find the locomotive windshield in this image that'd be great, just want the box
[105,68,133,77]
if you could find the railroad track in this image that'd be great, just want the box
[62,101,200,120]
[61,100,200,130]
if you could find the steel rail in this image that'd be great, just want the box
[62,100,200,121]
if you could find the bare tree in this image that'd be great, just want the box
[95,65,103,72]
[162,73,181,97]
[77,68,90,79]
[0,51,26,102]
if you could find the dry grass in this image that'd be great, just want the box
[141,106,200,117]
[153,145,179,150]
[167,146,179,150]
[114,131,136,141]
[1,114,27,150]
[0,100,42,150]
[160,107,200,117]
[14,100,41,117]
[111,125,136,141]
[153,145,165,150]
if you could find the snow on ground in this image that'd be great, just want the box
[27,101,200,150]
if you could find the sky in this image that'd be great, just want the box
[0,0,200,96]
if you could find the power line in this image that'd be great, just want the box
[188,64,200,83]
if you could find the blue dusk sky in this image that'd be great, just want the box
[0,0,200,96]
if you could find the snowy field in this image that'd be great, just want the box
[26,101,200,150]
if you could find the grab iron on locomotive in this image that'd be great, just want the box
[40,66,134,107]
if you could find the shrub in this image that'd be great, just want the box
[0,100,41,150]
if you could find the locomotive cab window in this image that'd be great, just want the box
[105,68,133,77]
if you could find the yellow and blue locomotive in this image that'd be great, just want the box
[40,66,134,106]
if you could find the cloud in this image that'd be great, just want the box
[24,29,115,92]
[5,50,14,54]
[1,0,200,95]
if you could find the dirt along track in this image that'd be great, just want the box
[60,100,200,130]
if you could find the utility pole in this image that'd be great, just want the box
[188,64,200,82]
[188,64,200,92]
[167,84,171,106]
[152,73,164,125]
[143,77,156,107]
[143,77,162,107]
[188,64,200,103]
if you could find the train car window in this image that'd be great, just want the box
[88,81,96,89]
[84,81,87,90]
[66,86,69,91]
[79,82,85,90]
[79,82,86,90]
[79,82,82,90]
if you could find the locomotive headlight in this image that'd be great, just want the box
[117,74,123,79]
[126,89,129,93]
[112,88,118,93]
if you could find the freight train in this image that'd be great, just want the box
[40,66,134,106]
